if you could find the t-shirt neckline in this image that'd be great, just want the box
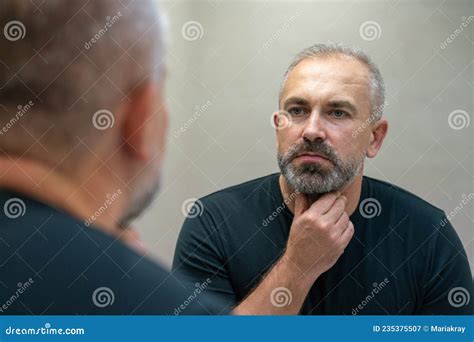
[270,173,367,221]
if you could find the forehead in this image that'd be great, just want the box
[281,55,371,104]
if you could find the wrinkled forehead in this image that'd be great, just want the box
[281,55,372,105]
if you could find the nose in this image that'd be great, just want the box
[302,111,326,142]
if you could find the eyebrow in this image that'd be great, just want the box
[282,97,310,108]
[283,97,358,114]
[327,100,358,114]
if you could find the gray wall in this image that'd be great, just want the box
[135,0,473,271]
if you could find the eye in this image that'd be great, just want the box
[288,107,305,116]
[331,110,347,118]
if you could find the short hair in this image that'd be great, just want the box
[279,42,385,121]
[0,0,165,164]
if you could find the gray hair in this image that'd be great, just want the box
[0,0,165,164]
[279,43,385,121]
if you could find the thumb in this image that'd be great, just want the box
[294,192,309,217]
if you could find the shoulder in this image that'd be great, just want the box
[364,176,446,221]
[0,191,224,314]
[177,174,279,249]
[197,173,278,211]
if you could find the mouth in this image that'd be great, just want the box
[293,153,332,164]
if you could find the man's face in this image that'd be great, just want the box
[276,55,374,195]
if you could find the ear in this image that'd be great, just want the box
[121,83,155,162]
[273,111,282,130]
[366,119,388,158]
[273,111,281,149]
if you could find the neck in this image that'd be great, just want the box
[279,172,363,216]
[0,156,126,235]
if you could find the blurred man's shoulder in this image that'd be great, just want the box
[0,189,226,315]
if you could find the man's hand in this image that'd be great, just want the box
[234,192,354,315]
[283,192,354,282]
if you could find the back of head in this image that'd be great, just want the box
[0,0,164,166]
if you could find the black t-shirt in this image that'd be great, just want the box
[173,173,473,315]
[0,189,228,315]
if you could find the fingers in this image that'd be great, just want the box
[340,221,354,247]
[311,192,341,215]
[324,195,347,223]
[335,211,350,235]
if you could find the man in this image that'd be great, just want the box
[174,43,473,315]
[0,0,226,314]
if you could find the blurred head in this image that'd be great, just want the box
[275,43,388,195]
[0,0,168,227]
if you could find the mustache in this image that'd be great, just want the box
[284,140,338,163]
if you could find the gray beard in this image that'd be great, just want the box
[277,140,364,196]
[119,177,161,229]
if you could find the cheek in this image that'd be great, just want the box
[347,134,370,157]
[330,129,367,158]
[276,127,301,153]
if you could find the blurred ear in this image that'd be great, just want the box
[273,111,283,132]
[273,111,281,149]
[366,119,388,158]
[121,82,155,162]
